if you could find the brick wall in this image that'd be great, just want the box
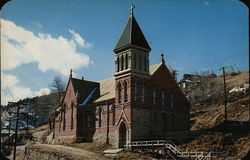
[55,80,78,143]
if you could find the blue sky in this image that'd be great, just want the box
[1,0,248,105]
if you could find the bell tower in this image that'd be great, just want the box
[113,5,151,105]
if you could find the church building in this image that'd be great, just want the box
[54,6,190,148]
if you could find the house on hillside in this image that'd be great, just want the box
[54,6,190,148]
[178,73,217,90]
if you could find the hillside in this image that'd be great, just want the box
[189,71,249,130]
[181,71,250,159]
[186,71,249,111]
[1,92,61,129]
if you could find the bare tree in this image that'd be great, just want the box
[50,76,65,94]
[49,76,65,131]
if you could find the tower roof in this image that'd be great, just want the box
[113,14,151,53]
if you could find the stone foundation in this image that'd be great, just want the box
[93,130,120,148]
[53,135,79,144]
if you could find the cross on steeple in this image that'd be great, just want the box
[70,69,72,78]
[161,53,165,63]
[130,4,135,16]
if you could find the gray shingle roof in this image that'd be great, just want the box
[114,15,151,52]
[93,77,115,103]
[71,78,100,104]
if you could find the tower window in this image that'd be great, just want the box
[118,84,122,103]
[121,55,124,71]
[125,54,128,69]
[153,88,156,105]
[134,83,137,101]
[124,82,128,102]
[117,57,120,72]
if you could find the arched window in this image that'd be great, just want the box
[134,54,137,69]
[162,91,166,106]
[142,84,145,104]
[87,114,91,128]
[124,82,128,102]
[134,83,137,101]
[98,108,102,127]
[125,54,128,69]
[153,88,156,105]
[112,105,115,125]
[121,55,124,71]
[117,57,120,72]
[170,94,174,109]
[71,103,74,129]
[118,83,122,103]
[144,56,147,71]
[63,104,66,130]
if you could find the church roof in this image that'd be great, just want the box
[113,15,151,52]
[93,77,115,103]
[69,63,163,104]
[149,63,163,75]
[91,63,162,103]
[71,78,100,104]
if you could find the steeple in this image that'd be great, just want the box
[113,5,151,53]
[114,5,151,78]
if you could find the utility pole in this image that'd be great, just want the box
[26,112,29,132]
[53,109,56,139]
[8,117,12,149]
[248,103,250,122]
[13,103,20,160]
[219,66,228,122]
[0,105,2,154]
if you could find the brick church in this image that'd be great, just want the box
[54,6,190,148]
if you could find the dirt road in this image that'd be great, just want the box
[28,143,109,160]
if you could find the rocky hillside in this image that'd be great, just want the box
[186,71,249,111]
[1,92,62,129]
[181,71,250,159]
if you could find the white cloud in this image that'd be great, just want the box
[1,72,19,89]
[203,1,210,6]
[32,21,43,30]
[1,19,92,76]
[68,29,92,48]
[1,72,51,105]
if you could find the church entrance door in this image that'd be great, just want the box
[119,122,127,148]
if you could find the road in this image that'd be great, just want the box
[26,143,109,160]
